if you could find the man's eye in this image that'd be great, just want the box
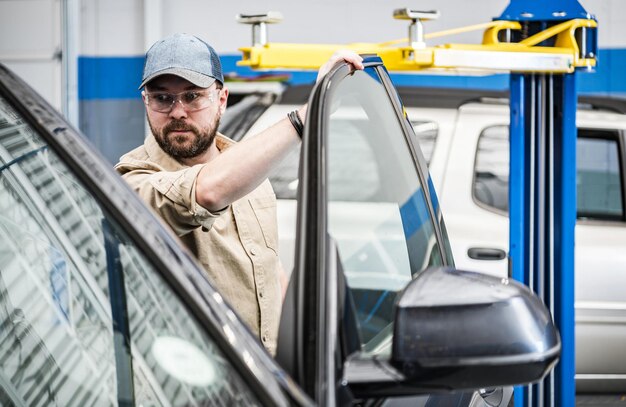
[154,94,173,103]
[183,92,201,103]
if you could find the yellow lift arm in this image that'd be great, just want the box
[237,9,597,74]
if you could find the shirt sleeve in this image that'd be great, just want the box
[119,163,226,235]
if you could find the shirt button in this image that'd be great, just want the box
[262,335,268,342]
[259,291,264,298]
[250,245,258,256]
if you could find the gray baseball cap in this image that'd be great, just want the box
[139,33,224,89]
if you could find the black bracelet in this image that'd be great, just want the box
[287,110,304,138]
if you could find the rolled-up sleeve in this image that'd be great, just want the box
[117,162,226,235]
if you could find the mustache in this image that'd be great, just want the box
[163,120,197,135]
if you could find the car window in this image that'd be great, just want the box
[472,126,625,221]
[267,144,300,200]
[473,125,510,212]
[264,119,438,201]
[411,120,438,165]
[325,69,443,347]
[0,94,260,406]
[577,133,624,220]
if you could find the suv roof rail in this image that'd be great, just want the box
[275,83,626,113]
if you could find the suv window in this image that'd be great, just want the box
[264,119,438,200]
[577,134,623,220]
[473,125,510,212]
[0,95,260,406]
[411,120,438,165]
[473,126,625,221]
[325,70,443,346]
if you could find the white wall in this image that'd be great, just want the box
[73,0,623,55]
[0,0,62,109]
[70,0,515,58]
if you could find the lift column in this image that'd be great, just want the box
[502,1,597,406]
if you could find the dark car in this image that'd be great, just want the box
[0,57,559,406]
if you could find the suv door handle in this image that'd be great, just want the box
[467,247,507,261]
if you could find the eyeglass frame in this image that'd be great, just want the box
[142,85,222,113]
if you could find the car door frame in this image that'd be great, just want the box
[290,56,452,404]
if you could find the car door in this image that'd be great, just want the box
[0,63,312,406]
[278,56,508,406]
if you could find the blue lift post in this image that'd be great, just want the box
[502,1,597,406]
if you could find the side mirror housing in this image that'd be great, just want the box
[392,266,560,389]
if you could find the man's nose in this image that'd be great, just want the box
[169,98,187,119]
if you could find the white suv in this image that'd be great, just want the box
[232,86,626,393]
[414,93,626,394]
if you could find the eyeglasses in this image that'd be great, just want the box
[143,88,219,113]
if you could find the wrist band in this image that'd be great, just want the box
[287,110,304,138]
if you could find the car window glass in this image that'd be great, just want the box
[577,133,624,220]
[472,126,624,221]
[267,145,300,200]
[265,119,439,200]
[473,125,510,212]
[326,69,443,348]
[0,97,117,405]
[411,120,438,165]
[0,95,260,406]
[120,244,261,406]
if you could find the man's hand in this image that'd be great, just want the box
[316,50,364,83]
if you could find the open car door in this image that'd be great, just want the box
[276,56,561,406]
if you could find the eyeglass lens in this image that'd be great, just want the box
[147,90,215,113]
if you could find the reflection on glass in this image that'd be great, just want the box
[411,120,439,165]
[0,95,260,406]
[0,96,116,406]
[121,243,260,406]
[326,69,442,347]
[473,125,510,212]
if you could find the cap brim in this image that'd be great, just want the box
[139,68,217,89]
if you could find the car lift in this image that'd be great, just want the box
[237,1,597,406]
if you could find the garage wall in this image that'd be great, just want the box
[78,0,145,163]
[0,0,62,110]
[1,0,625,163]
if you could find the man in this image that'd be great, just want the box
[115,33,363,355]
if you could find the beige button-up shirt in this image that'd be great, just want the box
[115,133,282,354]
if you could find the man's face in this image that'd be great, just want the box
[143,75,228,160]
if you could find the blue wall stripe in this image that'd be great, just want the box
[78,48,626,100]
[79,56,144,100]
[579,48,626,94]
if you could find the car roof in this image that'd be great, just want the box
[273,83,626,114]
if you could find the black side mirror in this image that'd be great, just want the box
[392,266,560,390]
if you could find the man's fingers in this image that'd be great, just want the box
[317,50,364,82]
[335,50,364,70]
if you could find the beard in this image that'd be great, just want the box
[149,115,220,160]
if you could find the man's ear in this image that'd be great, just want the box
[219,87,229,114]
